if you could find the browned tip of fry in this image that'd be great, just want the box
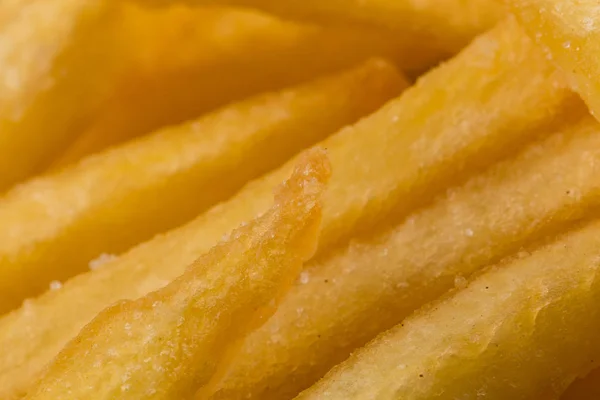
[24,145,330,400]
[275,147,331,204]
[273,147,331,260]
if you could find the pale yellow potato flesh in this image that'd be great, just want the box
[0,0,125,190]
[162,0,505,54]
[0,60,402,314]
[24,149,329,400]
[507,0,600,123]
[297,215,600,399]
[51,5,438,168]
[0,18,575,399]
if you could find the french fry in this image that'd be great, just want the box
[0,60,402,314]
[24,149,328,400]
[0,18,575,399]
[297,213,600,399]
[51,5,440,168]
[507,0,600,122]
[158,0,505,55]
[0,0,125,190]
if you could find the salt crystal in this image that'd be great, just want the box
[562,40,571,49]
[299,271,310,284]
[464,228,474,237]
[582,17,595,32]
[89,253,117,270]
[49,280,62,291]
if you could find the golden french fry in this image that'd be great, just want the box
[0,0,126,190]
[0,18,575,399]
[24,148,329,400]
[160,0,504,54]
[0,59,402,314]
[51,5,438,168]
[507,0,600,122]
[297,213,600,399]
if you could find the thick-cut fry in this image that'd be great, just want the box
[160,0,504,54]
[0,60,401,314]
[297,215,600,399]
[0,19,576,399]
[51,6,439,168]
[24,149,328,400]
[0,0,125,190]
[507,0,600,122]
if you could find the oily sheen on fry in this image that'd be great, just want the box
[297,214,600,399]
[24,149,328,400]
[0,18,578,399]
[0,60,402,314]
[507,0,600,123]
[52,5,431,167]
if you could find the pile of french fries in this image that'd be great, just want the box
[4,0,600,399]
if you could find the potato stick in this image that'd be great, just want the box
[155,0,505,55]
[0,0,127,190]
[24,149,329,400]
[0,60,401,314]
[561,368,600,400]
[51,6,436,168]
[0,18,574,398]
[506,0,600,123]
[297,213,600,399]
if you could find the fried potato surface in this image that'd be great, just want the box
[24,149,328,400]
[0,18,576,399]
[297,214,600,399]
[0,0,125,190]
[0,60,401,314]
[507,0,600,123]
[206,105,595,400]
[51,6,434,168]
[169,0,504,54]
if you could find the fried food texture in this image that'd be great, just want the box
[0,19,580,399]
[297,213,600,399]
[24,149,329,400]
[0,60,401,314]
[507,0,600,123]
